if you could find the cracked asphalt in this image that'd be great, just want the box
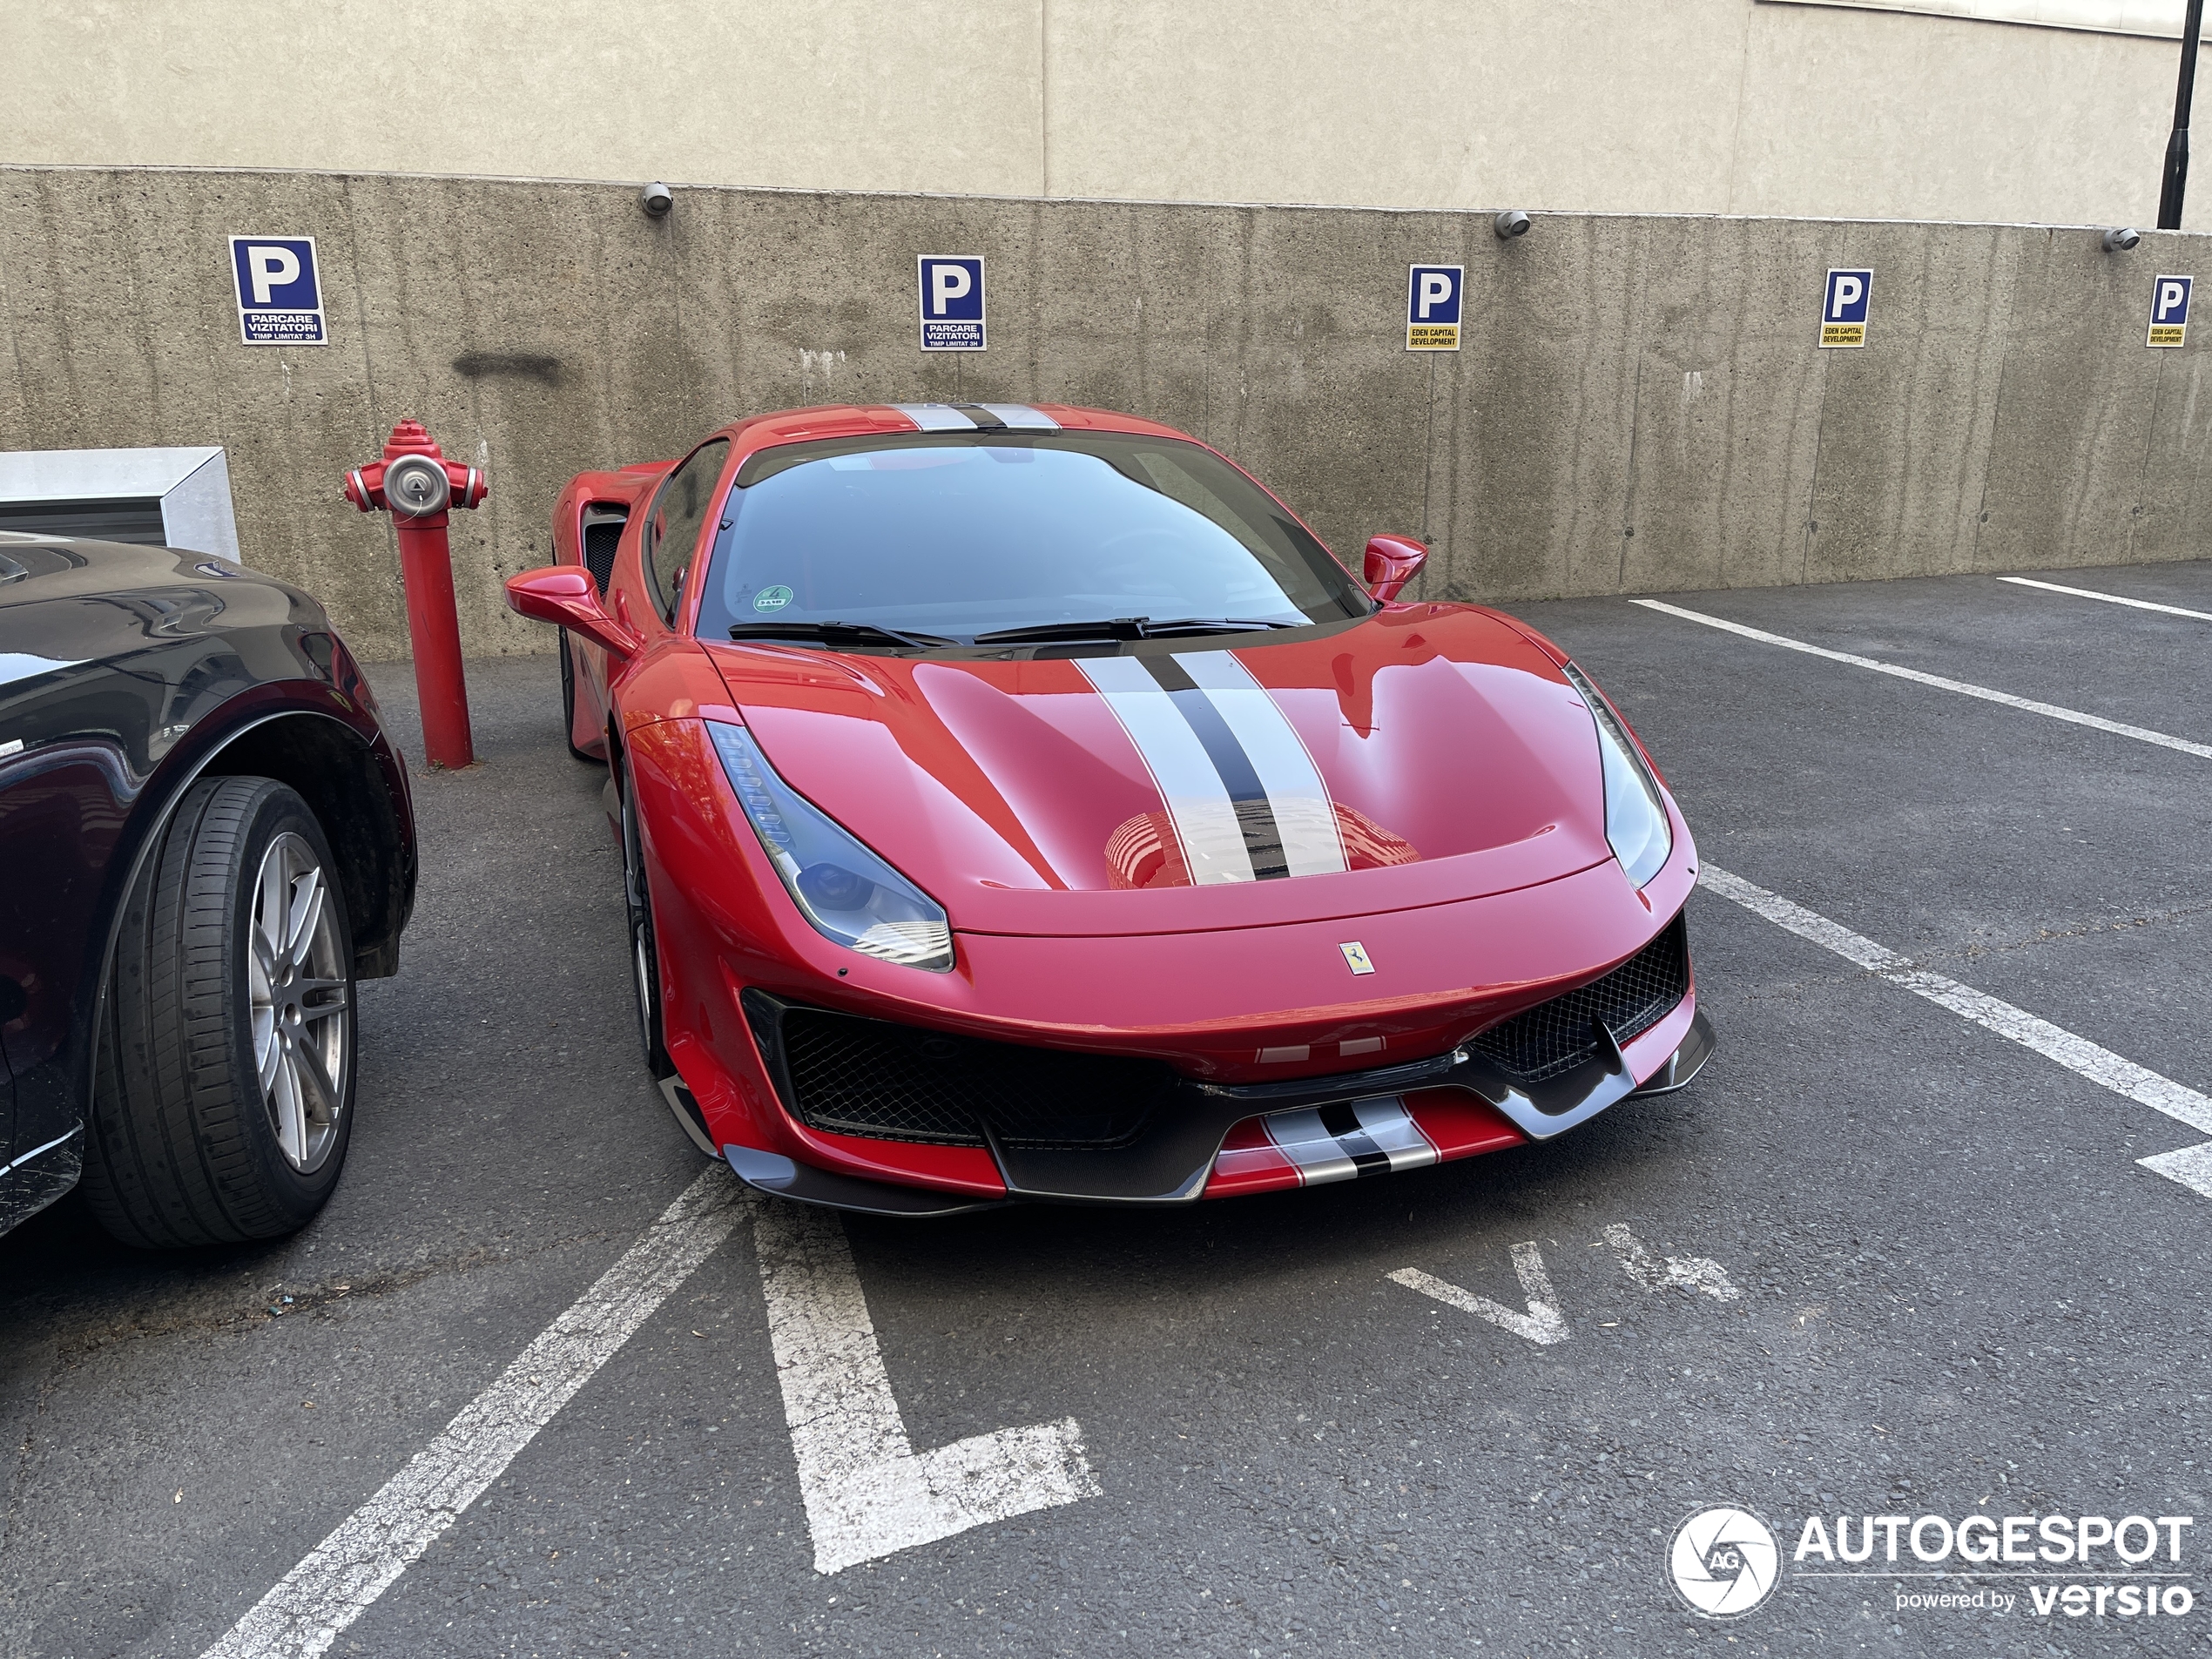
[2,559,2207,1656]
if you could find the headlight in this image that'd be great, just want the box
[707,722,955,972]
[1561,662,1672,888]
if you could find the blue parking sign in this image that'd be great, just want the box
[1406,265,1463,352]
[918,255,986,352]
[1820,268,1871,348]
[230,236,326,347]
[2148,274,2193,347]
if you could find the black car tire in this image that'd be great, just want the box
[82,777,357,1248]
[557,630,595,762]
[620,760,675,1080]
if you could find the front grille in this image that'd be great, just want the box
[769,1002,1181,1149]
[1470,915,1689,1085]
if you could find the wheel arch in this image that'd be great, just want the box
[199,711,415,980]
[55,705,403,1237]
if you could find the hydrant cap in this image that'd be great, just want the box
[383,453,452,518]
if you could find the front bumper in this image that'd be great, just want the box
[718,998,1715,1215]
[627,713,1714,1211]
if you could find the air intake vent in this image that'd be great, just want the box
[1469,915,1689,1085]
[752,996,1180,1149]
[581,506,626,595]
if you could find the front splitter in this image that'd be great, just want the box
[719,1005,1716,1216]
[722,1144,1013,1218]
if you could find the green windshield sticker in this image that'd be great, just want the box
[753,584,794,612]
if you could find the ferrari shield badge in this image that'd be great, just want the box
[1339,941,1375,975]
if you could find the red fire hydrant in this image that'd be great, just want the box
[343,419,487,770]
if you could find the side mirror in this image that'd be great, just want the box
[1362,535,1428,603]
[505,564,640,658]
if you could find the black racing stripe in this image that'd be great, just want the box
[1140,654,1291,879]
[954,403,1008,431]
[1317,1101,1391,1175]
[1318,1102,1363,1138]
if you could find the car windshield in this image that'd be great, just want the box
[694,433,1371,644]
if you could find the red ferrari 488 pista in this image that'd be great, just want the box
[506,401,1713,1215]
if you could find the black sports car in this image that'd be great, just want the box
[0,533,416,1245]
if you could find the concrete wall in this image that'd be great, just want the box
[2,165,2206,659]
[3,1,2206,230]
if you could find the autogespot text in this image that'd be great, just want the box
[1797,1513,2195,1622]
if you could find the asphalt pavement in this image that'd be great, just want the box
[3,560,2208,1657]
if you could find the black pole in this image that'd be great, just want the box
[2160,0,2207,229]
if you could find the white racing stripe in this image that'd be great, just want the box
[1700,864,2212,1197]
[753,1199,1096,1574]
[1175,651,1348,877]
[1076,655,1253,884]
[1633,599,2212,759]
[200,1169,744,1659]
[969,402,1059,430]
[890,402,977,432]
[1262,1096,1436,1185]
[1998,575,2212,622]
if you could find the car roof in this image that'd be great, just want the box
[705,403,1200,470]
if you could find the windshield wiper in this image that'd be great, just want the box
[969,616,1301,646]
[725,619,957,650]
[1130,617,1305,637]
[969,617,1150,645]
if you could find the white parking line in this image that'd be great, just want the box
[1633,599,2212,759]
[200,1168,744,1659]
[1998,576,2212,622]
[1389,1244,1570,1345]
[753,1198,1096,1575]
[1602,1224,1741,1301]
[1699,864,2212,1198]
[201,1167,1105,1647]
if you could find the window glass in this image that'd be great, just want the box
[696,433,1368,642]
[644,439,729,620]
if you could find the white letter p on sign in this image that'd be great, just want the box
[2161,280,2188,320]
[930,263,972,315]
[1417,272,1454,319]
[247,246,300,305]
[1829,274,1863,319]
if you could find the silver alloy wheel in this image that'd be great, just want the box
[247,831,350,1173]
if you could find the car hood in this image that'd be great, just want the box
[704,604,1620,938]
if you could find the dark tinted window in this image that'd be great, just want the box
[644,440,728,620]
[0,498,166,545]
[696,433,1368,642]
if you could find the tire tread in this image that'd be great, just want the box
[81,777,353,1248]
